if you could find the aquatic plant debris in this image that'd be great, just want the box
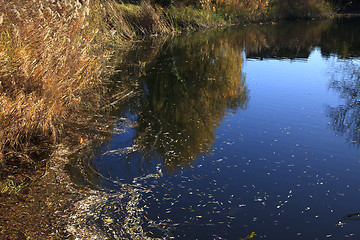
[67,167,172,239]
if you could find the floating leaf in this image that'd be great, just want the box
[104,218,113,224]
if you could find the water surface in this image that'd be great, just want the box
[88,18,360,239]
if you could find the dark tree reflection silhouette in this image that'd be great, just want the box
[133,32,249,172]
[107,18,360,173]
[327,62,360,147]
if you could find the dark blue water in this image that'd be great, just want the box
[91,18,360,239]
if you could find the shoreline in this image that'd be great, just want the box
[1,0,359,238]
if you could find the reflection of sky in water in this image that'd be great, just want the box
[93,38,360,239]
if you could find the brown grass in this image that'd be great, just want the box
[214,0,270,17]
[119,1,174,35]
[0,0,106,165]
[0,0,177,168]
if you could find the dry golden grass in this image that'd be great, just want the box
[0,0,176,167]
[0,0,106,164]
[118,1,174,35]
[214,0,269,14]
[169,0,331,27]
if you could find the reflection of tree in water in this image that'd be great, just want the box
[233,18,360,60]
[327,62,360,147]
[134,33,249,172]
[119,18,360,172]
[320,17,360,58]
[241,20,330,59]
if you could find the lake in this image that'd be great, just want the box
[74,17,360,239]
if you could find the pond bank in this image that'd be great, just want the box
[0,0,357,238]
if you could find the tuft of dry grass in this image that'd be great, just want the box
[0,0,176,168]
[214,0,270,18]
[85,0,135,47]
[118,1,174,35]
[0,0,106,166]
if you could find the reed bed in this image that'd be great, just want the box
[0,0,179,170]
[0,0,105,166]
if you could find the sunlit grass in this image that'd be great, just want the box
[1,178,27,194]
[0,0,106,165]
[167,4,226,29]
[0,0,177,167]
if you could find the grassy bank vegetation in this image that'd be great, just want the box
[0,0,173,171]
[0,0,338,172]
[0,0,100,167]
[165,0,333,29]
